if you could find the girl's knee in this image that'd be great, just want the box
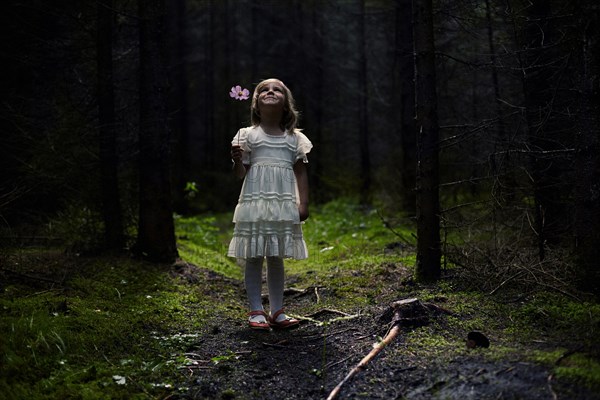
[266,257,284,269]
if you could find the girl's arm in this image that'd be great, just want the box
[231,145,248,179]
[294,160,309,221]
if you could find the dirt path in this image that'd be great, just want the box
[177,269,599,400]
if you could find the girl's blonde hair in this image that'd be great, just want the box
[250,78,300,133]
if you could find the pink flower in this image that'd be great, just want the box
[229,85,250,100]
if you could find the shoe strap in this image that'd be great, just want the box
[248,310,267,317]
[270,308,286,321]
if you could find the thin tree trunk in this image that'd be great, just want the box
[511,0,572,259]
[358,0,371,205]
[136,0,178,263]
[413,0,441,282]
[97,0,124,250]
[168,0,190,214]
[396,0,416,212]
[574,0,600,295]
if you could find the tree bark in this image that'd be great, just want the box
[358,0,371,205]
[97,0,124,250]
[136,0,178,263]
[514,0,572,258]
[574,0,600,295]
[413,0,441,282]
[168,0,190,214]
[395,0,417,213]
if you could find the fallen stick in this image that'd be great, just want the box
[326,324,401,400]
[327,298,445,400]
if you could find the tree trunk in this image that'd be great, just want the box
[413,0,441,282]
[395,0,417,213]
[168,0,190,214]
[97,0,124,250]
[574,0,600,295]
[136,0,178,263]
[358,0,371,205]
[514,0,572,259]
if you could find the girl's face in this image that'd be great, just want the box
[256,80,286,110]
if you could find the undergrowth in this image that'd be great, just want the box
[0,253,216,399]
[1,198,599,398]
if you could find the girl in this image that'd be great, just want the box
[228,78,312,331]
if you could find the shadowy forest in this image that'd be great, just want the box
[2,0,599,292]
[1,1,600,399]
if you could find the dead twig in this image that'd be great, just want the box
[326,354,357,370]
[284,286,324,296]
[326,325,401,400]
[488,270,526,295]
[262,342,287,349]
[305,308,352,318]
[293,312,360,326]
[1,267,65,286]
[327,298,443,400]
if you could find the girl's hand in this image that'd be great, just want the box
[298,203,309,221]
[231,145,243,164]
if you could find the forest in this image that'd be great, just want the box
[1,0,599,399]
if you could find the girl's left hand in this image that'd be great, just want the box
[298,203,309,221]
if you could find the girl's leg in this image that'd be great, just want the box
[245,257,265,322]
[266,257,286,321]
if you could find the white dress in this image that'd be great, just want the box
[227,126,313,260]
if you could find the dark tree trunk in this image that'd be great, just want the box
[136,0,178,263]
[516,0,572,259]
[413,0,441,282]
[574,0,600,295]
[358,0,371,205]
[97,0,124,250]
[395,0,417,212]
[168,0,190,214]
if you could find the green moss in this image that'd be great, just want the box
[530,349,600,389]
[4,199,599,398]
[0,256,209,399]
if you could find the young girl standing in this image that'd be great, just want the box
[228,78,312,331]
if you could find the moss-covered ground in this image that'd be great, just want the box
[1,199,599,399]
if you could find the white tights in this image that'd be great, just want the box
[245,257,285,318]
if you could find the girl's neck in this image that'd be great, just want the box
[259,112,285,135]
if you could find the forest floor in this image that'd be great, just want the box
[2,201,600,399]
[169,261,600,400]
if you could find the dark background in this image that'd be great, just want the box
[1,0,598,290]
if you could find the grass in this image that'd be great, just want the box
[0,253,217,399]
[1,198,599,398]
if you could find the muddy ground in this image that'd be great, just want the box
[173,267,599,400]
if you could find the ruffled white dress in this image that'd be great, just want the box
[227,126,313,260]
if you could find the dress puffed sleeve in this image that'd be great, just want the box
[295,131,313,163]
[232,128,251,164]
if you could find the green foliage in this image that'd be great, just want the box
[175,214,242,280]
[3,199,599,398]
[47,204,104,253]
[0,256,211,399]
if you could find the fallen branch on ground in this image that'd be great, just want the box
[326,298,451,400]
[326,325,401,400]
[305,308,352,318]
[293,312,360,326]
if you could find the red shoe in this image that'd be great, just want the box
[248,310,271,331]
[269,309,300,329]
